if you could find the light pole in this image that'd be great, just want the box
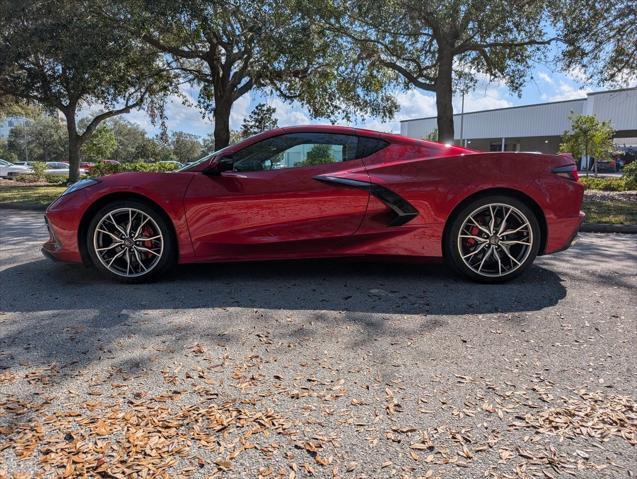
[459,90,465,147]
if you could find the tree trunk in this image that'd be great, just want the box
[65,110,81,183]
[213,96,232,149]
[435,52,455,144]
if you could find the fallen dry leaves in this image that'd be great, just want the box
[1,355,635,478]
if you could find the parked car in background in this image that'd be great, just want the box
[80,162,96,172]
[44,162,87,177]
[594,159,616,172]
[0,159,31,178]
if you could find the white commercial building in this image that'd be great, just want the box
[400,88,637,155]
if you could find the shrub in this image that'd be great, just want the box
[13,174,39,183]
[90,161,180,177]
[623,161,637,189]
[45,174,66,184]
[579,177,628,191]
[31,161,46,181]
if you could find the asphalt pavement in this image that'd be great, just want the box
[1,209,635,478]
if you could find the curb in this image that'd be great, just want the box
[580,223,637,234]
[0,203,46,212]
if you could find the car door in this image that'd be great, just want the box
[184,132,371,260]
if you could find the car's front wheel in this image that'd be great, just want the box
[445,195,541,283]
[86,200,176,283]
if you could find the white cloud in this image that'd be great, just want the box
[229,93,253,129]
[353,89,437,133]
[460,88,513,112]
[537,72,554,85]
[546,81,589,101]
[267,97,312,126]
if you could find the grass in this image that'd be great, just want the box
[582,199,637,225]
[0,184,66,209]
[1,183,636,225]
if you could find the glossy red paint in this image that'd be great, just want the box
[43,125,584,269]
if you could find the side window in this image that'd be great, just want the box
[357,136,389,158]
[231,133,358,172]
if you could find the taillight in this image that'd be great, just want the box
[552,164,579,182]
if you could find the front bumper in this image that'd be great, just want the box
[41,192,87,264]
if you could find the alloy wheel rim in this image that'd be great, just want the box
[93,208,164,277]
[457,203,533,278]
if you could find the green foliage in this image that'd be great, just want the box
[313,0,552,142]
[45,174,66,185]
[118,0,396,148]
[133,137,176,163]
[579,177,628,191]
[31,161,46,181]
[107,118,149,163]
[560,114,615,175]
[300,144,335,166]
[0,0,175,182]
[90,161,180,177]
[81,125,117,162]
[240,104,279,139]
[553,0,636,85]
[13,173,39,183]
[0,139,17,163]
[425,129,439,142]
[6,116,67,162]
[170,131,202,164]
[622,161,637,189]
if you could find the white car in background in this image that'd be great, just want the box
[43,162,87,177]
[0,159,31,178]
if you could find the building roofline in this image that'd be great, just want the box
[399,87,636,123]
[587,87,637,96]
[400,98,585,123]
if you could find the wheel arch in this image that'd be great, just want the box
[442,187,548,257]
[78,192,178,265]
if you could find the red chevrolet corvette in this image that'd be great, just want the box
[43,125,584,283]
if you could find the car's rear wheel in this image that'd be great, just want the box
[86,200,176,283]
[445,195,541,283]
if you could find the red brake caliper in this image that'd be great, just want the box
[141,225,154,258]
[466,225,479,247]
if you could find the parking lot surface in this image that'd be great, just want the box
[1,209,636,478]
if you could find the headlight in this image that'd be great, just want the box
[61,178,100,196]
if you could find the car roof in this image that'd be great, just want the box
[242,124,473,153]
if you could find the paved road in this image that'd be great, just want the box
[1,209,636,478]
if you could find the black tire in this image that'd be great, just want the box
[86,200,176,283]
[444,195,541,283]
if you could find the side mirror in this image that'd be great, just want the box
[203,156,234,175]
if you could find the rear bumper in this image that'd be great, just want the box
[543,211,585,255]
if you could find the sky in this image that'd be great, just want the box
[114,63,604,140]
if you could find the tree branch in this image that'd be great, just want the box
[142,34,206,60]
[378,60,435,91]
[79,92,148,141]
[456,37,557,54]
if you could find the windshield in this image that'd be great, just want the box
[178,144,236,172]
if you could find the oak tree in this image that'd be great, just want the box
[0,0,174,181]
[554,0,636,85]
[118,0,397,149]
[317,0,553,143]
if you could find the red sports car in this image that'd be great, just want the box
[43,125,584,283]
